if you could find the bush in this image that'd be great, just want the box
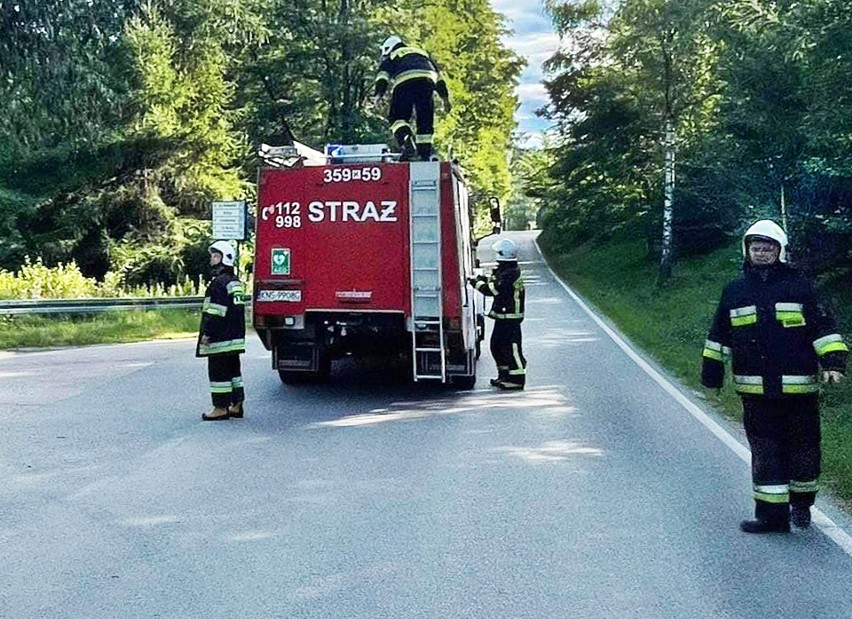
[0,257,204,300]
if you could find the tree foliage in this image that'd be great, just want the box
[0,0,521,286]
[539,0,852,278]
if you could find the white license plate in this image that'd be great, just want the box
[257,290,302,302]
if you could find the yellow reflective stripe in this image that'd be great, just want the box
[511,344,526,375]
[490,312,524,320]
[231,377,245,388]
[753,484,790,503]
[783,384,820,394]
[390,70,440,91]
[782,375,818,385]
[703,348,725,361]
[813,333,849,356]
[199,339,246,355]
[730,306,757,326]
[209,381,232,394]
[203,299,227,317]
[375,71,390,83]
[781,376,819,394]
[227,281,244,293]
[730,305,757,317]
[390,46,429,60]
[416,134,434,142]
[775,302,806,327]
[390,119,412,134]
[734,374,763,394]
[790,479,819,493]
[703,339,730,361]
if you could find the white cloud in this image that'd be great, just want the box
[490,2,560,139]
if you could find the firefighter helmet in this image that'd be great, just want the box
[209,240,236,267]
[380,35,403,57]
[743,219,788,263]
[492,238,518,262]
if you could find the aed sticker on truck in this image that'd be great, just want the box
[257,290,302,303]
[271,248,291,275]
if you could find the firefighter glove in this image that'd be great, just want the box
[823,370,844,384]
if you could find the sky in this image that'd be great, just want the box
[488,1,561,146]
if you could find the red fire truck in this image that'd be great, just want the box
[251,144,486,388]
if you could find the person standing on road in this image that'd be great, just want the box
[470,238,527,390]
[374,35,451,162]
[701,219,848,533]
[196,241,247,421]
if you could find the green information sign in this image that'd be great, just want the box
[271,248,290,275]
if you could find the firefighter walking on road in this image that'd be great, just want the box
[374,35,451,162]
[196,241,247,421]
[470,238,527,390]
[701,220,848,533]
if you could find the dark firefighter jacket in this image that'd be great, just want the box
[701,261,848,398]
[472,262,525,322]
[375,46,449,99]
[196,269,246,357]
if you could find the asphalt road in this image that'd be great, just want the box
[2,230,852,618]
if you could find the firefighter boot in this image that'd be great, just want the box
[202,407,230,421]
[228,402,244,419]
[739,519,790,534]
[791,506,811,529]
[497,380,525,391]
[399,134,418,162]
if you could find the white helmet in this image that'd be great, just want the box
[492,238,518,262]
[209,240,236,267]
[380,35,403,57]
[742,219,788,263]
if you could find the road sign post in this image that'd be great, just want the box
[212,200,247,277]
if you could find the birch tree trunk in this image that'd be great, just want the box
[658,117,676,284]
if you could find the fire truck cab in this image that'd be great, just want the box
[252,144,484,389]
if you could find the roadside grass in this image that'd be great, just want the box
[538,230,852,508]
[0,309,200,349]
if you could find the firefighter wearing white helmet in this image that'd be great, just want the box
[702,219,847,533]
[196,240,247,421]
[469,237,527,390]
[374,35,451,161]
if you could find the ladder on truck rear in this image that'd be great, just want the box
[409,161,446,381]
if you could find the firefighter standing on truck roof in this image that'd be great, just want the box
[701,219,848,533]
[470,238,527,390]
[374,35,451,162]
[197,241,247,421]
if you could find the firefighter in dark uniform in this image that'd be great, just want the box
[197,241,247,421]
[470,238,527,390]
[701,220,848,533]
[374,35,451,161]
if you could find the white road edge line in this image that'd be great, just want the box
[537,240,852,557]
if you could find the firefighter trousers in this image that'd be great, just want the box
[742,395,820,524]
[207,353,245,408]
[490,320,526,386]
[389,78,436,159]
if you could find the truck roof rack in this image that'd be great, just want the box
[258,141,327,168]
[325,143,398,164]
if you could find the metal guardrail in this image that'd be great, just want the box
[0,296,204,316]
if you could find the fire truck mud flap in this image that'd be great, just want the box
[274,341,331,383]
